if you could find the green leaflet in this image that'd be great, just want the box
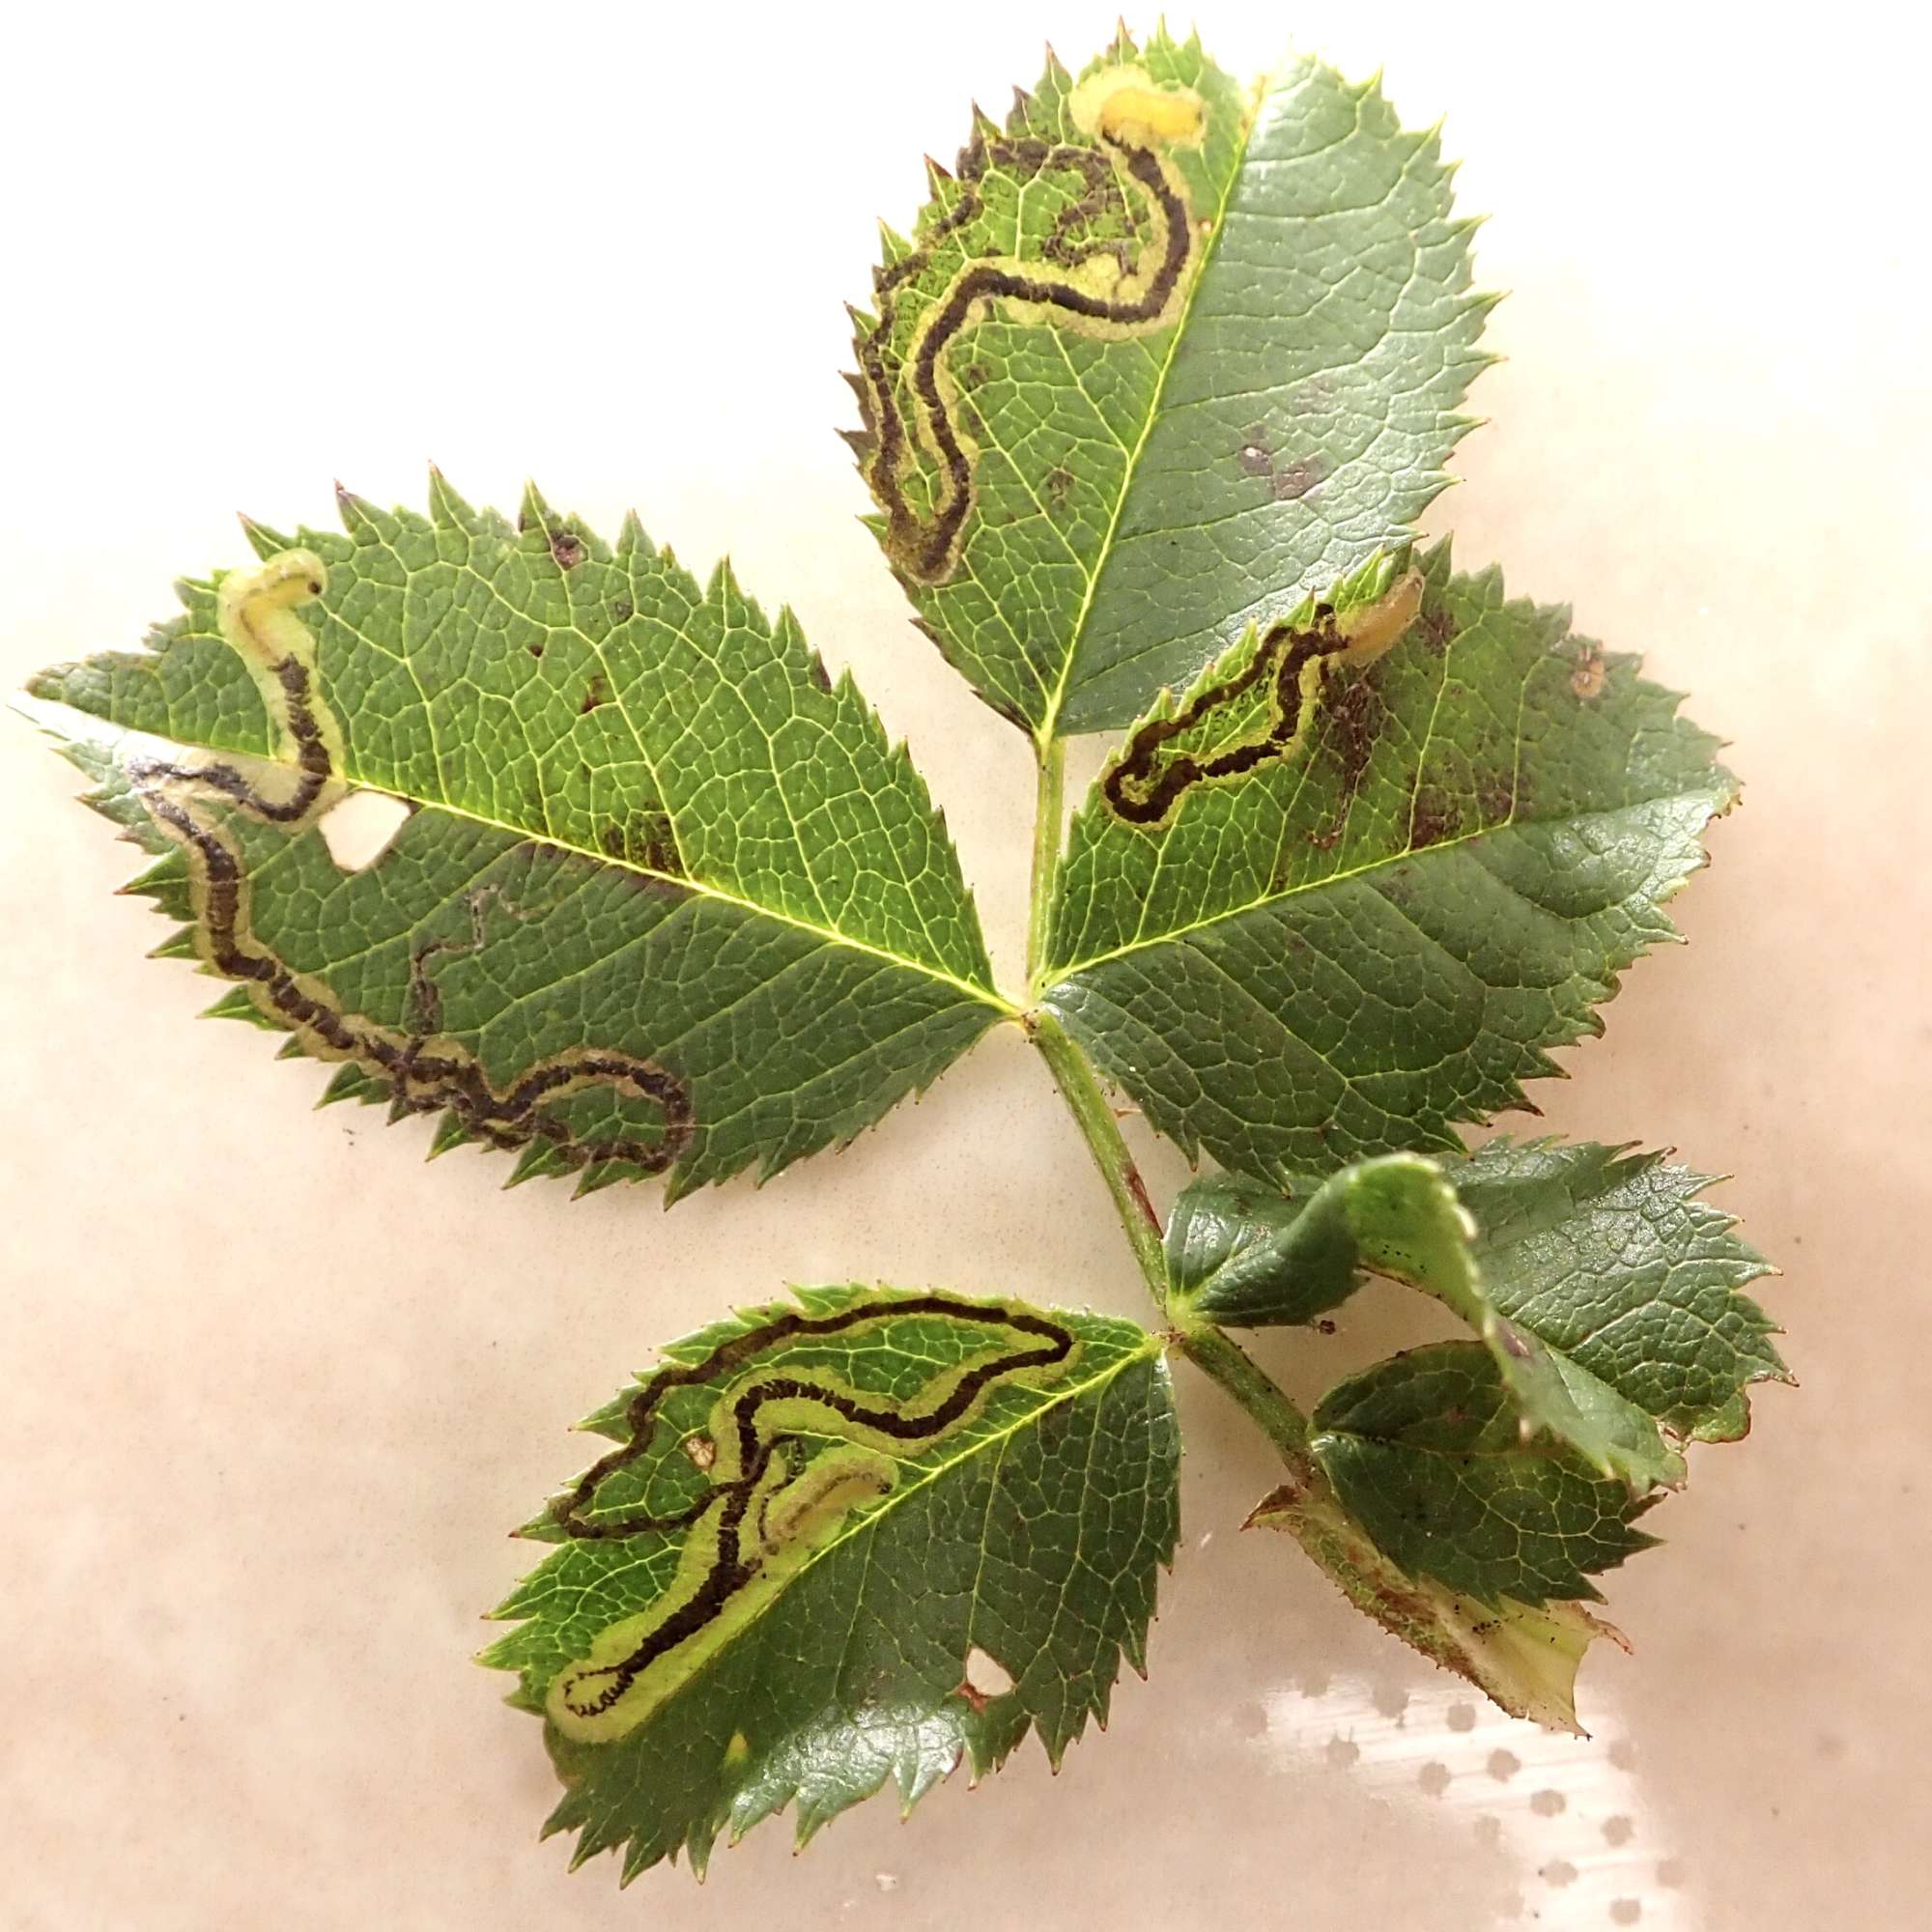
[1450,1138,1788,1443]
[481,1285,1178,1879]
[1309,1345,1659,1607]
[1040,544,1737,1178]
[19,481,1009,1198]
[848,24,1490,739]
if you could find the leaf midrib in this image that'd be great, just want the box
[1031,76,1264,749]
[49,701,1020,1020]
[1041,781,1730,986]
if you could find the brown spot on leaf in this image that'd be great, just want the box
[1236,424,1323,499]
[1321,672,1383,815]
[550,530,585,569]
[526,640,544,659]
[1269,458,1322,502]
[1408,782,1463,849]
[1420,605,1456,654]
[580,674,610,715]
[1477,772,1517,821]
[1045,465,1074,505]
[598,811,684,880]
[1571,644,1607,700]
[611,598,634,622]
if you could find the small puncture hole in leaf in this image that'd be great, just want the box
[959,1643,1016,1712]
[317,791,411,872]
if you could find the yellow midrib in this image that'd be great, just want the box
[1032,76,1265,750]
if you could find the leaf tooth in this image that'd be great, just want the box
[146,926,197,961]
[426,1111,476,1160]
[200,984,264,1025]
[837,426,876,465]
[237,511,295,559]
[336,479,392,541]
[1042,42,1069,85]
[1110,16,1137,59]
[516,479,557,537]
[504,1139,576,1188]
[922,152,953,194]
[876,217,912,266]
[571,1159,633,1201]
[426,465,479,533]
[843,298,880,335]
[968,99,1000,139]
[615,508,650,559]
[317,1063,370,1108]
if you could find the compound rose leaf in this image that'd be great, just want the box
[1040,544,1737,1178]
[480,1285,1179,1881]
[848,25,1491,739]
[19,481,1010,1198]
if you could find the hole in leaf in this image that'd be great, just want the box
[317,791,410,872]
[960,1644,1015,1708]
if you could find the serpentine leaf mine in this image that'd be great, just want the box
[484,1286,1179,1876]
[20,480,1007,1198]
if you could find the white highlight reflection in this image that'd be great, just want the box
[1258,1669,1692,1926]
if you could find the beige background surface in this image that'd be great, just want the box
[4,3,1926,1926]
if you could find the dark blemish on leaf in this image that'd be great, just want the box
[611,598,634,622]
[1236,425,1323,499]
[1571,643,1607,700]
[955,1677,993,1717]
[961,361,991,389]
[1420,605,1455,654]
[600,812,685,879]
[1046,465,1074,506]
[643,828,685,878]
[580,674,610,715]
[551,530,585,569]
[1477,772,1517,821]
[1408,782,1463,849]
[1311,670,1388,848]
[1315,1318,1339,1336]
[807,654,833,694]
[1269,458,1322,502]
[1290,376,1335,418]
[526,641,545,659]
